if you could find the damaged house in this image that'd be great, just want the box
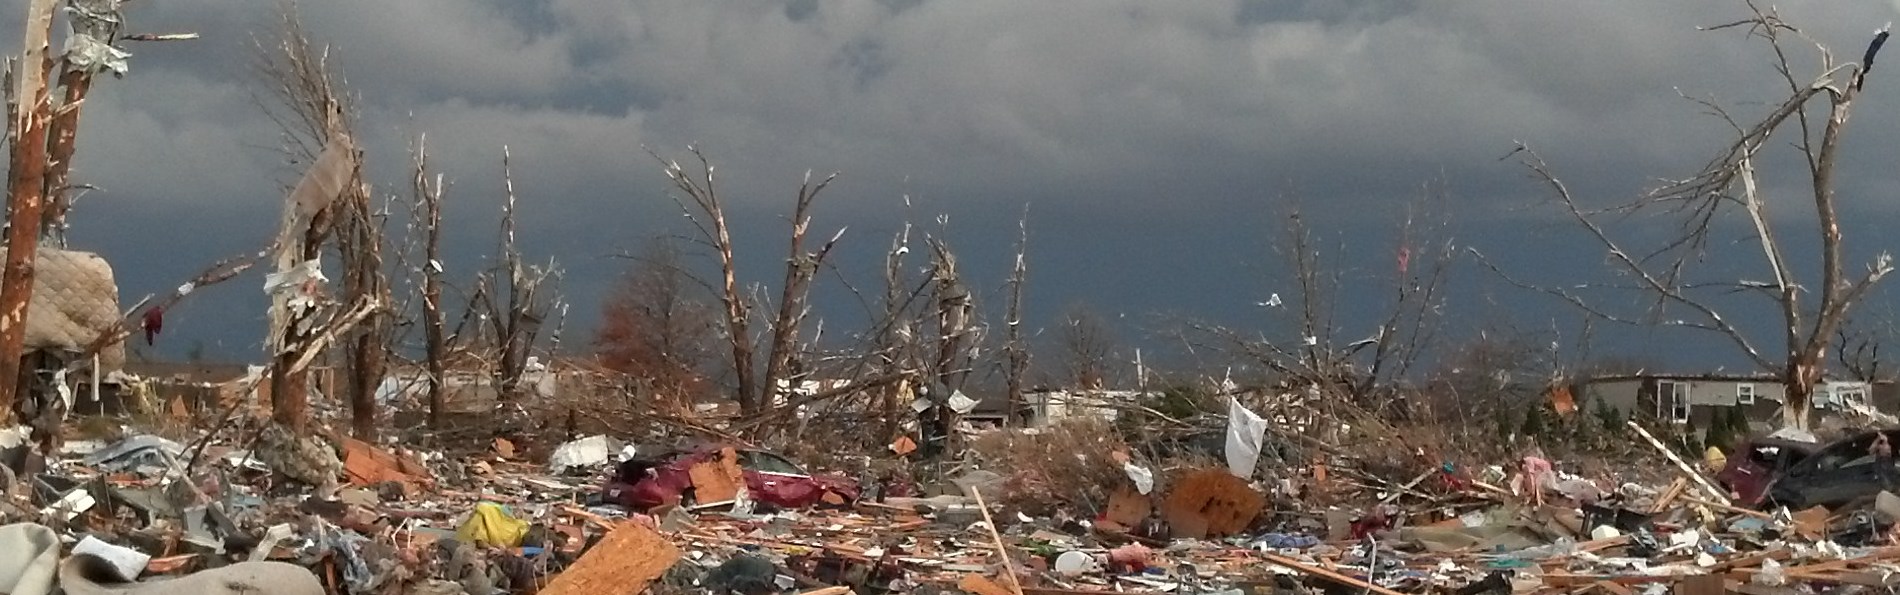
[1578,373,1899,434]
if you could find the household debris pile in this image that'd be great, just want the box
[3,414,1900,594]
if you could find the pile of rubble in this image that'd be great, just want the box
[5,411,1900,595]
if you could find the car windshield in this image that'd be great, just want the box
[1803,432,1900,473]
[743,451,808,475]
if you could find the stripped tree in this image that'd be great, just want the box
[1476,5,1893,430]
[650,147,841,416]
[1002,208,1030,427]
[253,4,390,440]
[925,232,978,452]
[1180,196,1454,435]
[1056,303,1117,391]
[42,0,195,245]
[0,0,77,419]
[410,136,449,427]
[877,222,920,439]
[476,148,561,405]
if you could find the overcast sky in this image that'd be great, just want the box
[9,0,1900,379]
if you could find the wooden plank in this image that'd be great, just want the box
[1674,574,1723,595]
[1819,571,1900,587]
[1257,553,1406,595]
[1708,549,1792,573]
[1543,574,1677,588]
[541,522,680,595]
[1594,580,1635,595]
[1650,478,1687,513]
[1627,421,1731,505]
[958,574,1017,595]
[687,447,744,504]
[1674,494,1774,520]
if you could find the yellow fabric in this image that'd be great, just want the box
[1704,446,1727,472]
[456,502,529,548]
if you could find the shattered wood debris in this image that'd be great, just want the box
[685,446,745,505]
[541,521,680,595]
[11,399,1900,595]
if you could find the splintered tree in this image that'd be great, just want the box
[1479,6,1893,430]
[475,148,562,405]
[41,0,193,245]
[1002,210,1030,427]
[0,0,168,419]
[876,223,922,439]
[926,233,978,449]
[0,0,64,421]
[1182,196,1453,427]
[410,136,449,428]
[253,6,389,440]
[651,147,841,415]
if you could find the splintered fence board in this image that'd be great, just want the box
[541,522,681,595]
[1162,469,1264,539]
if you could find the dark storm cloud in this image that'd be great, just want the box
[0,0,1895,369]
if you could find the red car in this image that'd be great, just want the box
[602,447,861,512]
[1716,436,1822,506]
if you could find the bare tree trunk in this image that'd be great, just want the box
[40,0,133,245]
[414,138,447,428]
[254,5,385,438]
[1004,209,1029,427]
[266,137,353,436]
[40,69,87,247]
[714,210,755,413]
[652,150,838,417]
[490,149,548,404]
[929,238,973,450]
[879,227,911,440]
[477,149,558,409]
[1784,350,1824,430]
[1474,11,1893,431]
[270,227,328,434]
[0,0,59,422]
[341,183,386,440]
[760,172,840,414]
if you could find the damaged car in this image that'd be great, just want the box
[1716,435,1821,506]
[601,447,861,512]
[1761,429,1900,511]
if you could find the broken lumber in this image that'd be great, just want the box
[1258,552,1407,595]
[1626,421,1730,505]
[971,488,1025,595]
[541,521,680,595]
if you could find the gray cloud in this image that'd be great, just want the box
[2,0,1896,371]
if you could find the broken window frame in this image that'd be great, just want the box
[1657,380,1690,424]
[1737,383,1756,406]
